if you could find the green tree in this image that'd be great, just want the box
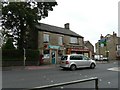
[2,38,15,49]
[2,1,57,49]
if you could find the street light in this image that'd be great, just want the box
[23,48,26,67]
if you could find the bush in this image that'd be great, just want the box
[2,49,23,61]
[2,49,40,61]
[2,38,16,50]
[25,49,40,61]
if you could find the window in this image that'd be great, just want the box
[43,50,50,58]
[58,36,63,45]
[44,34,49,43]
[70,56,83,60]
[61,56,68,60]
[117,45,120,50]
[58,50,63,57]
[83,56,90,60]
[70,37,78,44]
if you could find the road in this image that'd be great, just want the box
[2,61,119,89]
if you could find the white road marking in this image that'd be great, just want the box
[51,80,54,83]
[108,82,111,84]
[107,67,120,71]
[85,75,87,77]
[99,79,102,81]
[61,87,64,89]
[43,76,46,78]
[113,62,117,64]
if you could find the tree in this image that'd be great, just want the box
[2,38,15,49]
[1,0,57,49]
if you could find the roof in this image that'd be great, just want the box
[84,41,93,46]
[84,41,90,45]
[35,23,83,38]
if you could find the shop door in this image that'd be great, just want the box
[51,50,56,64]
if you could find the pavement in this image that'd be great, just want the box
[1,61,115,71]
[2,64,59,71]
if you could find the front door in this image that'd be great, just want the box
[51,50,56,64]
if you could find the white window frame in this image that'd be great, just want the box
[70,37,78,44]
[117,44,120,50]
[44,34,49,43]
[58,36,63,45]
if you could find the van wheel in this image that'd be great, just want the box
[70,65,76,71]
[90,63,95,69]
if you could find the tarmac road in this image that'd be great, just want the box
[2,61,120,89]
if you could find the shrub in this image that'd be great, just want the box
[2,38,16,50]
[2,49,40,61]
[2,49,23,61]
[25,49,40,61]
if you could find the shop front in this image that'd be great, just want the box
[66,48,91,58]
[43,45,64,64]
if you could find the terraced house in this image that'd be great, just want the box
[95,32,120,60]
[35,23,91,64]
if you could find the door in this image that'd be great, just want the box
[51,50,56,64]
[77,56,85,67]
[82,56,91,66]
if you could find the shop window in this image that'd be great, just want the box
[44,50,50,58]
[44,34,49,43]
[58,50,63,57]
[70,37,78,44]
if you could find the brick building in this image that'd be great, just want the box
[95,32,120,60]
[116,37,120,59]
[35,23,91,64]
[84,41,94,59]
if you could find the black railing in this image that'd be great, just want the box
[30,77,98,90]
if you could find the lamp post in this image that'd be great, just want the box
[23,48,26,67]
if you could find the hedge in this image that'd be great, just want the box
[25,49,40,61]
[2,49,40,61]
[2,49,23,61]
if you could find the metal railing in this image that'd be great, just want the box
[30,77,98,90]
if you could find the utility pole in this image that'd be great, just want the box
[98,40,101,60]
[23,48,26,67]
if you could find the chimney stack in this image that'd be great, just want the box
[64,23,70,29]
[100,34,103,39]
[113,31,117,36]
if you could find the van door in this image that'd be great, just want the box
[77,56,85,67]
[82,56,91,67]
[70,55,84,67]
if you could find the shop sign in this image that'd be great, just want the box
[59,47,64,50]
[48,45,60,49]
[71,48,89,51]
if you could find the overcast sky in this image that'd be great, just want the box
[41,0,119,46]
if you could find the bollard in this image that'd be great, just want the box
[95,78,98,90]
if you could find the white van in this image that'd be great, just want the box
[60,54,96,71]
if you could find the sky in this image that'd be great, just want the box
[41,0,119,46]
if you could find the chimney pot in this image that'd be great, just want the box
[64,23,70,29]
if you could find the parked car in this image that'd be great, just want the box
[102,57,108,61]
[94,55,103,61]
[60,54,96,71]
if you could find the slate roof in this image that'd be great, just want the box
[84,41,93,46]
[35,23,83,38]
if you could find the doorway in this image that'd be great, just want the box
[51,50,56,64]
